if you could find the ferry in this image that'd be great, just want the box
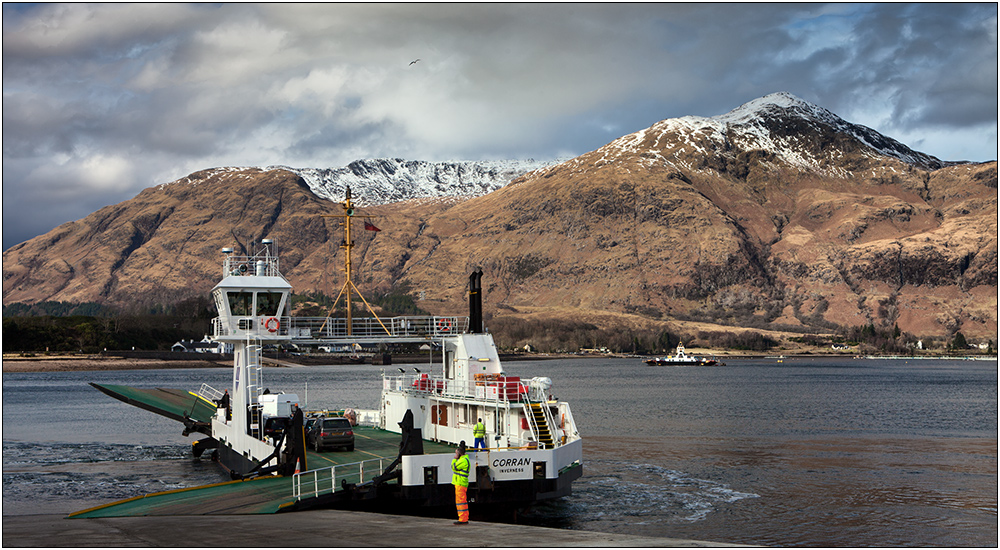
[89,188,582,517]
[645,343,718,366]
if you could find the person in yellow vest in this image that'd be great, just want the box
[473,418,487,450]
[451,441,470,525]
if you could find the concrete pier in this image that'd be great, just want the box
[4,509,750,547]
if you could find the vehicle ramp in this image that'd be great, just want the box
[69,476,296,518]
[68,426,456,518]
[90,383,217,424]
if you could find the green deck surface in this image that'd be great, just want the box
[73,386,459,519]
[304,425,454,470]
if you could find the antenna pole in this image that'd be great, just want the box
[343,188,354,335]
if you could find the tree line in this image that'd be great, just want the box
[2,289,427,353]
[3,299,989,355]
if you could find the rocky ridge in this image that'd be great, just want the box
[276,158,555,205]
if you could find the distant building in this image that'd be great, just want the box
[172,336,231,354]
[316,344,357,353]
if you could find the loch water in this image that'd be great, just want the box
[3,357,996,546]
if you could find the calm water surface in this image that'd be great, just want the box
[3,357,996,546]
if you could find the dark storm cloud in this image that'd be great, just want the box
[3,3,996,250]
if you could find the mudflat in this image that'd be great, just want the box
[2,356,227,373]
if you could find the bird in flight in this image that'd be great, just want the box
[409,59,420,66]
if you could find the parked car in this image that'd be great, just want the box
[262,416,290,443]
[306,416,355,452]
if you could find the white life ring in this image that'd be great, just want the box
[265,317,280,333]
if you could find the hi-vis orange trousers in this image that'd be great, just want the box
[455,485,469,522]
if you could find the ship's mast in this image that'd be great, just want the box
[343,188,355,333]
[321,186,388,336]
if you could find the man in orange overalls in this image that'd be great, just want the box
[451,441,470,524]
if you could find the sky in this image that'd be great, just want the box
[3,3,997,250]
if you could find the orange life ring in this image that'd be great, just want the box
[437,318,452,332]
[265,317,280,333]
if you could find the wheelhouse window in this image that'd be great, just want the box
[228,292,253,316]
[257,292,283,316]
[226,291,283,317]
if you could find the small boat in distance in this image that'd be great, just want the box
[645,343,718,366]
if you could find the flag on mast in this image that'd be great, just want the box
[364,220,381,232]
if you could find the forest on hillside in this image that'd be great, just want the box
[5,294,985,356]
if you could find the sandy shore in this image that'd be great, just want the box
[2,356,228,373]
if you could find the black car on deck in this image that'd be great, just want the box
[306,416,355,452]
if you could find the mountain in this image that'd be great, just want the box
[3,93,996,341]
[385,93,996,340]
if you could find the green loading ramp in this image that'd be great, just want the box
[69,476,295,518]
[68,426,457,519]
[90,383,217,424]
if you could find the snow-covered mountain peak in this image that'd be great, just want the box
[273,158,558,206]
[592,92,944,173]
[712,91,840,126]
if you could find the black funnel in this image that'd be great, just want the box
[468,269,484,333]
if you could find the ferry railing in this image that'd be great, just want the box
[354,409,380,426]
[222,254,281,278]
[559,402,581,442]
[520,403,544,449]
[212,315,469,340]
[196,383,224,403]
[540,401,558,448]
[384,374,530,404]
[291,457,389,501]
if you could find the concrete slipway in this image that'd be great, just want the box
[3,509,752,547]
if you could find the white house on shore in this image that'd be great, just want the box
[171,335,232,354]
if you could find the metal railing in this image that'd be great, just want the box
[212,315,469,341]
[222,254,281,278]
[197,383,224,403]
[521,403,547,450]
[292,457,389,501]
[383,374,529,403]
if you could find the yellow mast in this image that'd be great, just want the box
[321,186,389,337]
[343,188,355,333]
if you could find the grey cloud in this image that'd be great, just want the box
[3,3,996,250]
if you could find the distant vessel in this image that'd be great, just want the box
[645,343,718,366]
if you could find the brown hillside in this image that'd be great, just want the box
[4,95,997,342]
[388,152,996,340]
